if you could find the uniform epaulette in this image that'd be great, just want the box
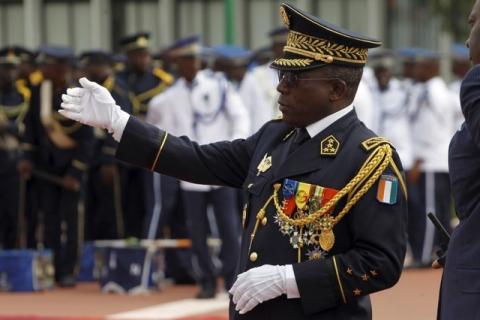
[361,136,393,152]
[29,70,43,86]
[153,67,174,85]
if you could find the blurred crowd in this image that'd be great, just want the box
[0,26,468,294]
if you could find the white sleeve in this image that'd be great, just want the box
[225,85,251,139]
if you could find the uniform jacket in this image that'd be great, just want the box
[440,65,480,319]
[116,109,407,320]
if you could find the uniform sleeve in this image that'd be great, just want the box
[292,151,407,315]
[116,116,262,188]
[460,65,480,147]
[20,86,40,161]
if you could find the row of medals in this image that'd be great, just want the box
[274,194,336,261]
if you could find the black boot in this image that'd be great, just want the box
[196,278,216,299]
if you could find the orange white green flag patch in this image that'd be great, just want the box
[376,175,398,205]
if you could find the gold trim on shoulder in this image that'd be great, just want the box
[320,135,340,156]
[361,136,392,151]
[72,159,88,171]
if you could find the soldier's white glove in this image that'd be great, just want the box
[229,264,287,314]
[60,77,129,141]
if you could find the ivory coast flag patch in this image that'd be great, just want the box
[377,175,398,205]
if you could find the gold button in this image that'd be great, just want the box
[249,252,258,262]
[261,217,267,226]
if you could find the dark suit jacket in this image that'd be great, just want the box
[439,65,480,320]
[116,110,407,320]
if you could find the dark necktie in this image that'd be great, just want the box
[289,127,310,154]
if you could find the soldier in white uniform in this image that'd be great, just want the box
[147,35,250,299]
[407,50,456,267]
[239,27,288,134]
[368,51,413,170]
[449,43,470,130]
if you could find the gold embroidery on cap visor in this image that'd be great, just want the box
[280,6,290,27]
[273,30,369,67]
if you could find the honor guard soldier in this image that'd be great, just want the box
[407,50,456,268]
[212,45,251,88]
[79,50,131,240]
[240,27,288,134]
[20,46,94,287]
[147,35,249,298]
[61,3,407,319]
[13,46,43,89]
[116,32,174,238]
[368,51,413,171]
[438,1,480,318]
[0,47,31,249]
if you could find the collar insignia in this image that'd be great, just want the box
[320,135,340,156]
[257,153,272,176]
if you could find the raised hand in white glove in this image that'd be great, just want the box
[60,77,129,141]
[229,264,287,314]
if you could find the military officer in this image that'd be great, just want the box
[0,47,31,249]
[407,50,456,268]
[147,36,249,298]
[239,27,288,134]
[61,3,407,319]
[437,1,480,318]
[19,46,94,287]
[116,32,174,238]
[79,50,131,240]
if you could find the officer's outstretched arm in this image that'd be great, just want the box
[61,77,258,189]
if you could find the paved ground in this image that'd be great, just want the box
[0,268,442,320]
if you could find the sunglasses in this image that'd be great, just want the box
[277,70,342,88]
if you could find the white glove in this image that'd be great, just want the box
[60,77,129,141]
[229,264,287,314]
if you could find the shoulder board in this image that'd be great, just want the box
[29,70,43,86]
[361,137,393,152]
[153,67,174,85]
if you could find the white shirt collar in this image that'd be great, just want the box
[305,104,354,138]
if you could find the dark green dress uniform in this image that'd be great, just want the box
[116,32,174,238]
[112,4,408,319]
[0,48,31,249]
[22,46,94,283]
[79,51,132,240]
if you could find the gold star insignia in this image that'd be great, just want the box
[361,274,369,281]
[353,288,362,296]
[320,135,339,156]
[346,267,353,275]
[370,270,378,276]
